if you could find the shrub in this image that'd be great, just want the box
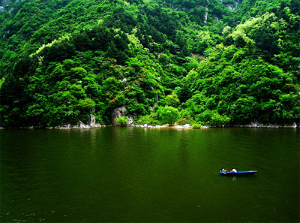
[157,106,180,125]
[116,116,129,126]
[192,123,202,129]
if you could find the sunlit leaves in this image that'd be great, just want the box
[157,106,180,125]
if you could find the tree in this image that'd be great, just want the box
[157,106,180,125]
[196,109,230,126]
[165,92,180,107]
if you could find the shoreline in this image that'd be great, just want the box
[0,122,298,130]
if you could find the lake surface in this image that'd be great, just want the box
[1,127,299,222]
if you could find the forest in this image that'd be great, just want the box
[0,0,299,128]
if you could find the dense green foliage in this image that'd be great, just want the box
[116,116,129,126]
[0,0,299,128]
[157,106,180,125]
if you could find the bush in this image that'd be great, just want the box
[196,109,230,126]
[157,106,180,125]
[116,116,129,126]
[192,123,202,129]
[135,114,160,125]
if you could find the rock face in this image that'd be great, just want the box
[225,0,240,11]
[111,105,127,124]
[111,106,134,125]
[90,114,96,126]
[80,122,90,129]
[0,0,21,12]
[204,7,209,25]
[89,114,101,127]
[78,114,102,128]
[127,116,134,125]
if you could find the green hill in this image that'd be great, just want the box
[0,0,299,128]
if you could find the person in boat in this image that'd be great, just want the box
[221,168,227,174]
[230,168,237,173]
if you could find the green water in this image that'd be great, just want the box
[1,127,299,222]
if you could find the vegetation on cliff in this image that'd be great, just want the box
[0,0,299,128]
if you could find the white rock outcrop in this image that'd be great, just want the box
[111,105,127,124]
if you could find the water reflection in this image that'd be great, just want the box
[0,128,299,222]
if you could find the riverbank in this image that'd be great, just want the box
[0,122,298,130]
[128,124,210,129]
[233,121,298,128]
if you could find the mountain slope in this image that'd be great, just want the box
[0,0,299,128]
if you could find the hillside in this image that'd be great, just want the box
[0,0,299,128]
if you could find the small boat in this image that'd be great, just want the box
[220,170,257,176]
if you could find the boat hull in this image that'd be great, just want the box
[220,170,257,176]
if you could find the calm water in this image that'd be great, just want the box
[0,127,299,222]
